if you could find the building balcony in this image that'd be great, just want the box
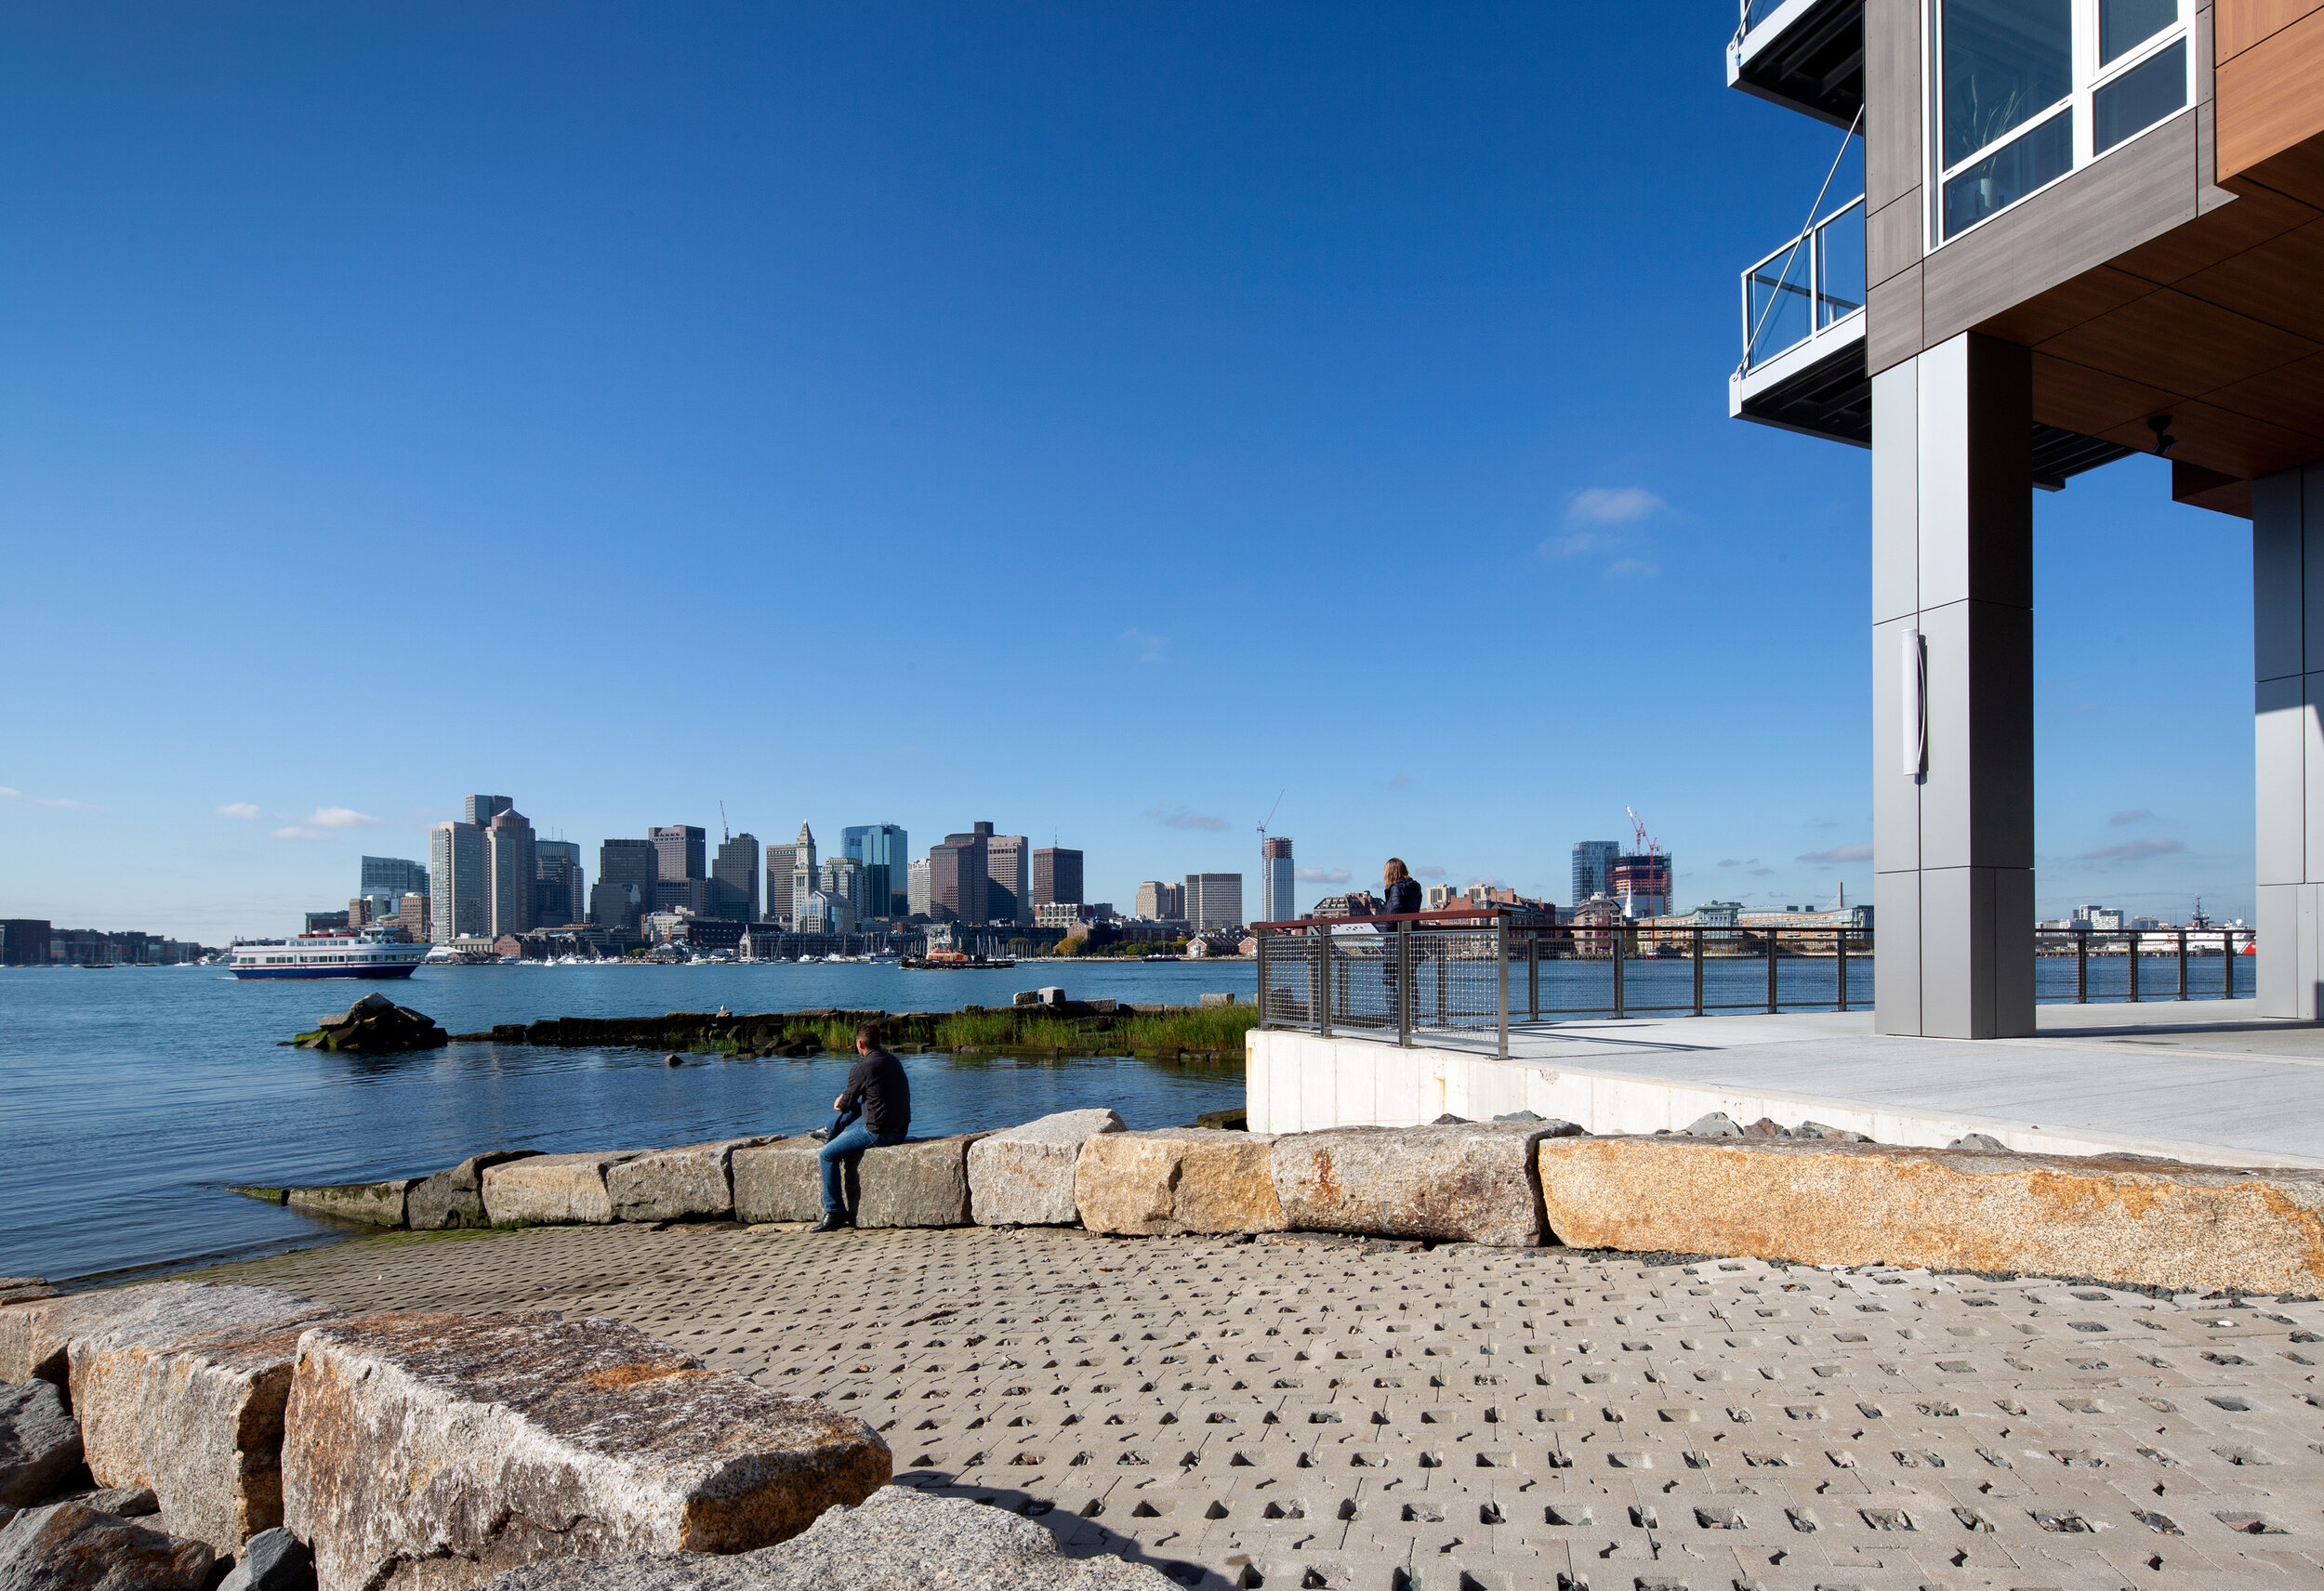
[1731,194,1869,447]
[1728,0,1863,128]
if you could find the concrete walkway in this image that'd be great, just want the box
[1249,1003,2324,1168]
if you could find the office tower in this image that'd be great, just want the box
[464,795,512,826]
[713,833,760,921]
[821,855,866,923]
[651,824,706,884]
[360,855,429,899]
[1033,847,1084,908]
[842,824,910,919]
[1184,873,1245,931]
[766,848,791,926]
[393,892,429,941]
[1261,836,1293,924]
[928,825,992,923]
[487,809,537,937]
[1572,840,1620,905]
[787,823,819,928]
[535,839,584,927]
[429,822,488,941]
[0,919,52,966]
[592,838,656,932]
[907,859,931,917]
[986,832,1031,926]
[1610,851,1672,919]
[1134,880,1185,920]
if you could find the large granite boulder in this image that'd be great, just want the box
[0,1501,214,1591]
[477,1485,1173,1591]
[0,1286,54,1310]
[0,1385,81,1508]
[285,1181,417,1229]
[291,995,449,1055]
[1269,1122,1552,1247]
[731,1140,821,1226]
[1074,1128,1285,1236]
[73,1295,337,1553]
[215,1528,313,1591]
[3,1283,310,1391]
[409,1153,543,1232]
[480,1154,640,1227]
[1538,1135,2324,1293]
[607,1140,779,1224]
[965,1111,1124,1226]
[281,1312,890,1591]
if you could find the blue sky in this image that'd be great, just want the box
[0,4,2255,941]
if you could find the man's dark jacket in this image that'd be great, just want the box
[839,1047,912,1136]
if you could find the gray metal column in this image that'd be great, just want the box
[1871,332,2036,1038]
[2253,463,2324,1018]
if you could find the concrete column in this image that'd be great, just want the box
[2253,464,2324,1018]
[1871,333,2035,1038]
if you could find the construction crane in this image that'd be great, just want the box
[720,801,730,843]
[1257,790,1285,847]
[1625,805,1661,855]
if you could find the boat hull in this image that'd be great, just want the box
[230,963,421,980]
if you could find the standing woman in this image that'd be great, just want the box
[1376,858,1421,1024]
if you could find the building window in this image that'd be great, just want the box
[1933,0,2188,242]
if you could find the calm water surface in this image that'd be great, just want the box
[0,959,1256,1283]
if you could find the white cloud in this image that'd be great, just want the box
[1117,627,1168,664]
[1142,804,1228,832]
[271,807,378,841]
[1798,843,1873,864]
[1604,557,1659,580]
[1565,487,1667,525]
[272,827,333,841]
[2108,809,2153,826]
[1,785,96,811]
[2081,837,2185,861]
[1389,774,1416,790]
[1296,867,1352,885]
[216,802,263,821]
[1411,864,1446,880]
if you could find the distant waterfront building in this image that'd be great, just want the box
[1610,851,1672,919]
[842,824,911,919]
[1260,837,1293,924]
[487,809,538,938]
[306,910,350,933]
[592,838,656,933]
[787,823,819,928]
[986,831,1031,927]
[1035,901,1113,929]
[2073,903,2127,931]
[713,833,760,922]
[465,795,512,826]
[821,855,867,924]
[929,824,993,923]
[429,821,489,942]
[1184,873,1245,931]
[1133,880,1184,920]
[393,892,429,941]
[907,858,931,917]
[652,825,706,885]
[1310,891,1378,919]
[535,839,584,927]
[1571,841,1620,908]
[795,887,855,935]
[1033,847,1084,908]
[361,855,429,899]
[1,918,53,966]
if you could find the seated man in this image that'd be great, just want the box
[813,1023,911,1232]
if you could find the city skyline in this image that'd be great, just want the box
[0,7,2254,941]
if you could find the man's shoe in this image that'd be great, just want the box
[808,1127,830,1142]
[810,1214,851,1233]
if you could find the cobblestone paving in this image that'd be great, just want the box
[204,1223,2324,1590]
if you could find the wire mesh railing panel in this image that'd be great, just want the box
[2033,930,2252,1004]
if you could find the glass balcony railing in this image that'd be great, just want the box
[1740,194,1864,372]
[1741,0,1792,33]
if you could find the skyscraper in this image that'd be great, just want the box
[821,855,866,924]
[713,833,760,922]
[985,831,1031,927]
[1610,851,1672,919]
[788,823,818,928]
[1184,873,1245,931]
[766,847,792,926]
[592,838,656,931]
[534,839,584,927]
[487,809,537,938]
[651,825,706,884]
[1261,836,1293,924]
[1572,840,1620,905]
[1134,880,1184,920]
[1033,847,1084,907]
[361,855,429,898]
[429,822,487,942]
[464,795,512,826]
[842,824,910,919]
[907,859,931,917]
[928,825,991,923]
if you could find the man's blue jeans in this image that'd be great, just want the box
[820,1117,906,1215]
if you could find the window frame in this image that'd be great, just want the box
[1925,0,2193,248]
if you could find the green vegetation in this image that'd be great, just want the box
[1121,1005,1258,1051]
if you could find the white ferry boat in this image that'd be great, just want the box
[230,930,427,980]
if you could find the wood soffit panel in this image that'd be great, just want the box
[2217,0,2324,62]
[2039,287,2319,394]
[2094,397,2324,479]
[2217,7,2324,177]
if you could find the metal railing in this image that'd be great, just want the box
[1742,193,1865,371]
[2035,927,2253,1005]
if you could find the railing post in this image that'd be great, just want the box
[1612,924,1626,1018]
[1316,925,1332,1039]
[1765,927,1778,1014]
[1496,914,1510,1061]
[2225,930,2238,997]
[2128,931,2140,1002]
[1396,924,1412,1050]
[1835,927,1847,1012]
[2076,929,2087,1003]
[1693,927,1705,1017]
[2178,929,2189,1000]
[1527,929,1539,1022]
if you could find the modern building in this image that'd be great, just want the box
[429,820,488,942]
[1033,846,1084,909]
[1726,0,2324,1033]
[713,833,760,922]
[1,919,52,966]
[592,838,656,933]
[651,824,706,885]
[821,855,867,924]
[464,795,512,826]
[305,910,350,933]
[1184,873,1245,931]
[534,839,584,927]
[928,824,993,923]
[1134,880,1185,920]
[360,856,429,899]
[487,809,537,938]
[786,823,818,928]
[986,831,1031,927]
[842,824,911,918]
[907,858,931,918]
[1571,841,1620,907]
[1260,836,1294,924]
[392,892,429,941]
[1609,850,1672,920]
[1036,901,1114,929]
